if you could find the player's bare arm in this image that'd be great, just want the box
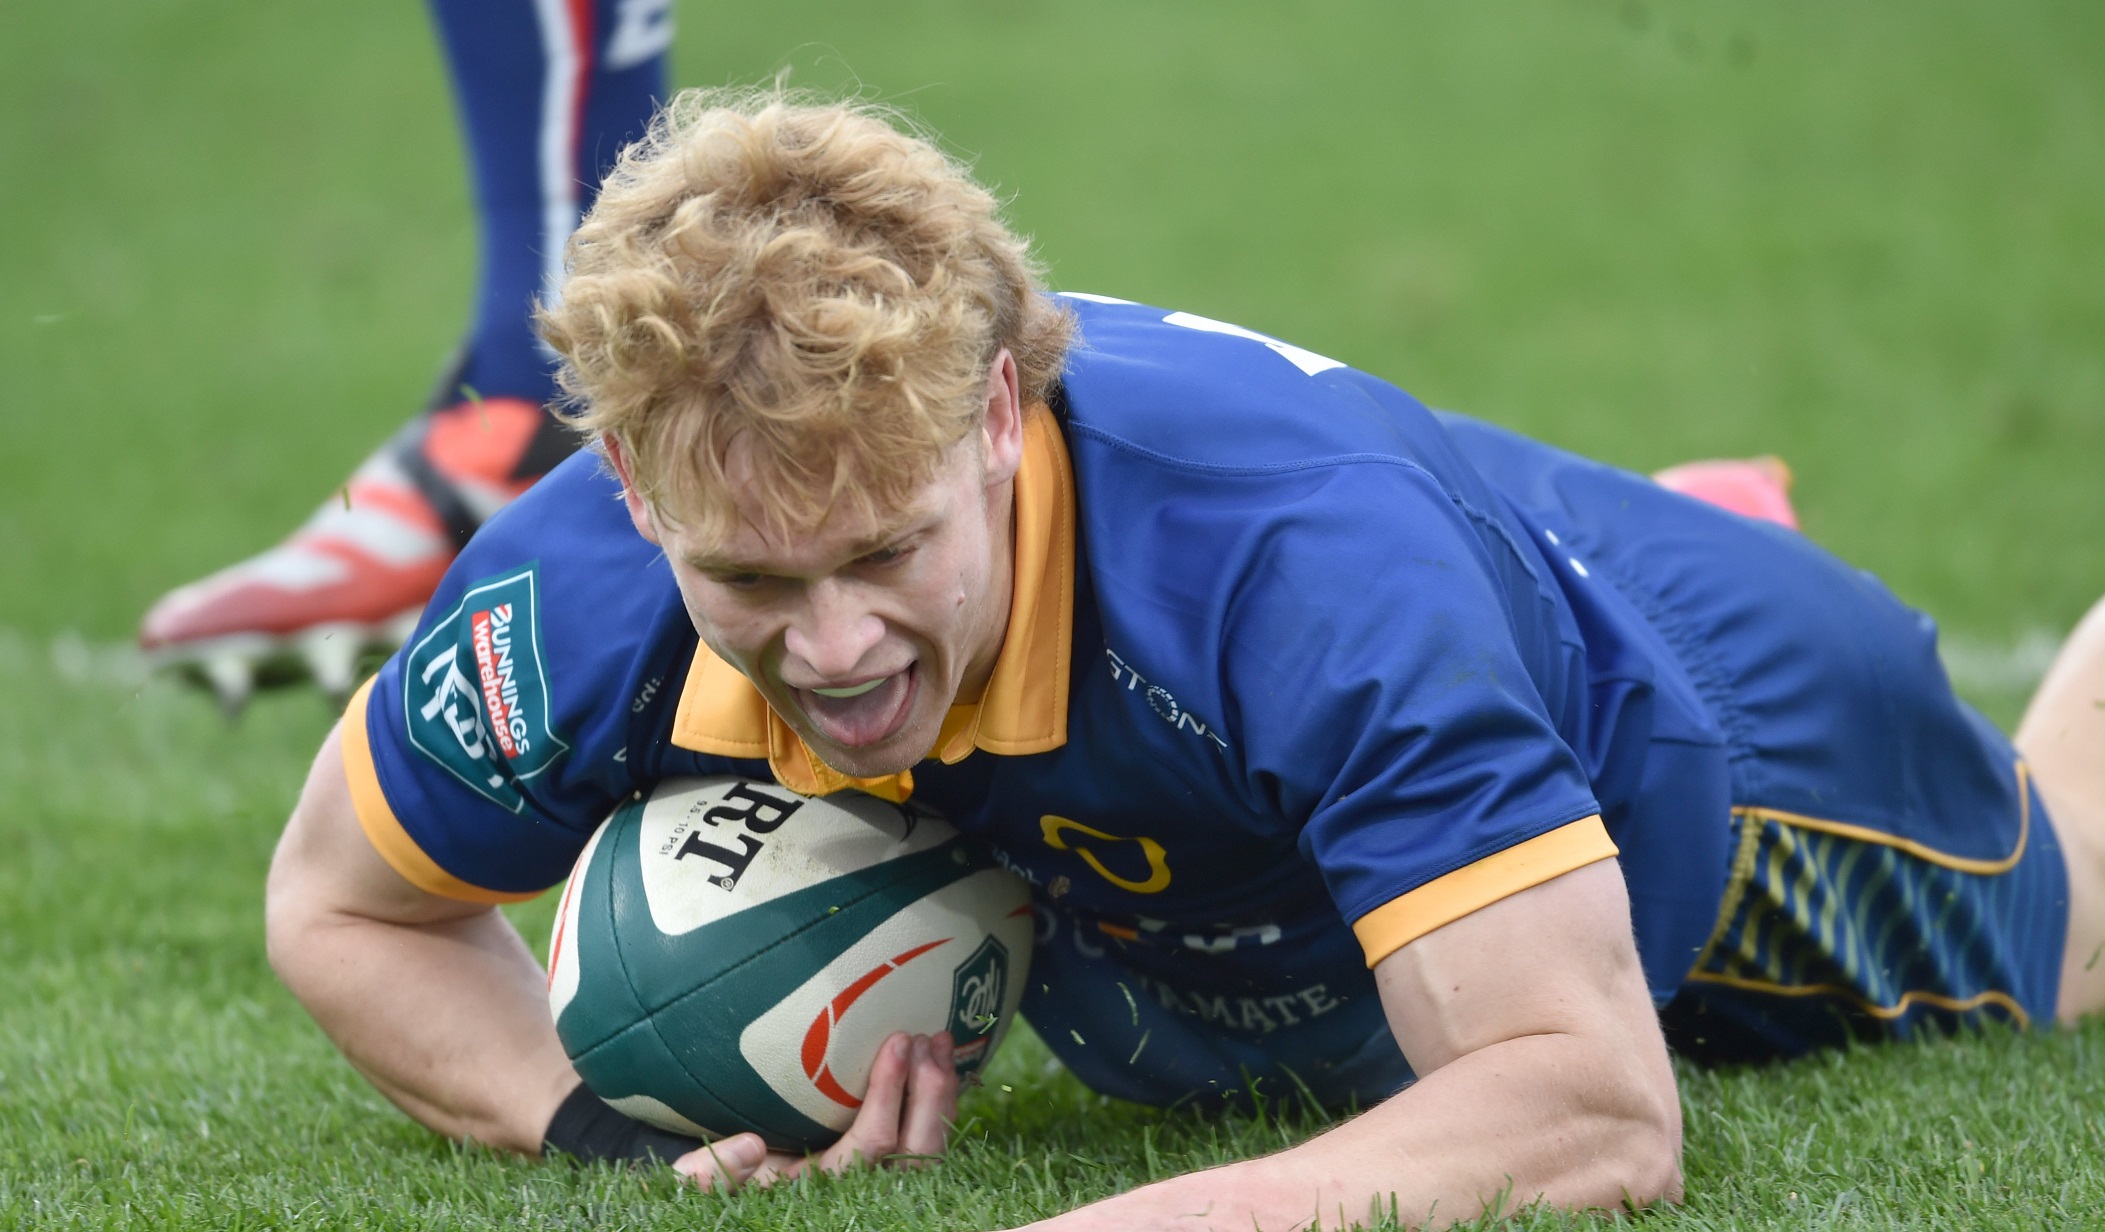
[265,723,957,1169]
[266,722,581,1153]
[1013,859,1680,1231]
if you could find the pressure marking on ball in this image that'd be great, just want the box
[800,938,954,1109]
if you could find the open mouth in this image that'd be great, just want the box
[794,665,918,750]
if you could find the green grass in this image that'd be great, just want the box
[3,0,2103,1227]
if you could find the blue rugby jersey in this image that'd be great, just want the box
[344,294,1746,1022]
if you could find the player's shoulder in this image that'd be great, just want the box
[424,447,669,630]
[384,447,687,815]
[453,446,639,561]
[1054,293,1448,474]
[1052,293,1523,583]
[1050,297,1565,701]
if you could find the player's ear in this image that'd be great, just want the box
[978,348,1025,487]
[600,434,662,546]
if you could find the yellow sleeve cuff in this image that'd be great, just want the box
[340,676,544,905]
[1350,815,1619,968]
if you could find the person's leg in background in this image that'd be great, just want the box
[140,0,673,710]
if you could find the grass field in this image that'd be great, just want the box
[3,1,2103,1227]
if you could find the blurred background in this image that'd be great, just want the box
[2,0,2101,723]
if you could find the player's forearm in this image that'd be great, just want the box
[1030,1029,1680,1231]
[266,894,579,1154]
[1282,1027,1682,1227]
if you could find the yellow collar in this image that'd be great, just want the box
[667,405,1076,801]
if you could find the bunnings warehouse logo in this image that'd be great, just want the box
[405,565,569,812]
[947,936,1009,1073]
[471,602,532,758]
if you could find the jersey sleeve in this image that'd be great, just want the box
[1220,460,1617,967]
[338,456,679,901]
[342,674,566,902]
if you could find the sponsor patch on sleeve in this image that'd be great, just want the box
[403,565,571,813]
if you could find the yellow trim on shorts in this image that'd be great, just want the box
[1351,816,1619,968]
[1680,760,2036,1028]
[1678,971,2031,1030]
[340,678,542,905]
[1729,759,2031,876]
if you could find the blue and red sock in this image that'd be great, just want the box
[415,0,672,523]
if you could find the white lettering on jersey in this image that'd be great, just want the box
[1105,649,1228,752]
[417,643,505,789]
[1161,310,1347,377]
[1179,922,1283,954]
[990,845,1044,888]
[604,0,675,70]
[1134,974,1343,1035]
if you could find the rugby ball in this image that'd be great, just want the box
[546,776,1033,1151]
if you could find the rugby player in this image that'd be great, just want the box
[264,91,2105,1229]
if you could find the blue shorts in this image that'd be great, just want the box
[1661,769,2067,1063]
[1550,467,2072,1063]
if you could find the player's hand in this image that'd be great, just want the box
[672,1030,958,1192]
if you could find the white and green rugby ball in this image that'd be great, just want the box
[547,776,1033,1151]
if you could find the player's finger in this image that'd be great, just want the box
[671,1133,768,1192]
[741,1150,804,1188]
[821,1032,910,1172]
[896,1031,959,1164]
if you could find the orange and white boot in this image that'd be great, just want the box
[140,396,568,712]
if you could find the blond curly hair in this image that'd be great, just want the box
[538,88,1075,544]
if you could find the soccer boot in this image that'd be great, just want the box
[1652,455,1800,530]
[139,395,563,713]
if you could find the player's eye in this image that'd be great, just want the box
[708,570,769,589]
[859,543,914,568]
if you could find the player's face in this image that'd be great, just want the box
[611,353,1026,780]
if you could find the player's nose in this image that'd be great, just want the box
[782,579,887,679]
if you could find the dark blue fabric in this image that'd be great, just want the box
[1662,776,2067,1064]
[1019,902,1411,1110]
[426,0,669,405]
[1444,413,2037,864]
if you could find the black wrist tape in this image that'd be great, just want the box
[542,1083,703,1167]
